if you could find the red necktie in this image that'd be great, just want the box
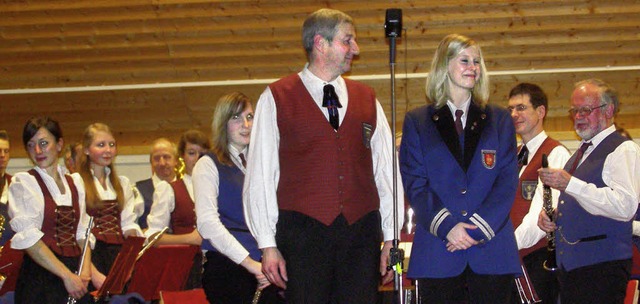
[454,109,464,136]
[567,142,592,174]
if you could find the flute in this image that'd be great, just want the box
[67,216,94,304]
[541,154,558,271]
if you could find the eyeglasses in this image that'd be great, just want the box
[568,104,607,117]
[507,104,529,113]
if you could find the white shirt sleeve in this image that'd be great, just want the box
[372,100,404,241]
[132,184,144,219]
[565,141,640,221]
[8,172,46,249]
[194,155,250,264]
[516,145,572,249]
[119,176,143,236]
[144,180,174,238]
[243,87,281,249]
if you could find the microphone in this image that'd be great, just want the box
[384,9,402,38]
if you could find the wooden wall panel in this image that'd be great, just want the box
[1,0,639,157]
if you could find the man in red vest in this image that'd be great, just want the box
[507,83,571,303]
[243,8,403,303]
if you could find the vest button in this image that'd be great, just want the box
[558,212,562,217]
[460,189,467,194]
[560,200,564,205]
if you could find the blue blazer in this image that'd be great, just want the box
[400,102,521,278]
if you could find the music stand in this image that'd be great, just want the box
[126,245,200,301]
[94,236,145,301]
[0,241,24,296]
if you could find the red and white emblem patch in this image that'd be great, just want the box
[481,150,496,169]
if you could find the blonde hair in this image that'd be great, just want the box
[78,123,124,211]
[426,34,489,108]
[211,92,252,166]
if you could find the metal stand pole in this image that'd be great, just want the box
[387,34,404,304]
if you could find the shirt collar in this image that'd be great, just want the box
[446,97,471,120]
[523,130,548,156]
[583,125,616,148]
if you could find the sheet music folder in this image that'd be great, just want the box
[127,244,199,301]
[94,236,145,300]
[0,240,24,296]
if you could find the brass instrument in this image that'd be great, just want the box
[175,157,186,180]
[541,154,558,271]
[67,216,94,304]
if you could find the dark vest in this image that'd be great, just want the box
[87,199,124,244]
[135,178,154,229]
[170,179,196,235]
[270,74,380,226]
[1,174,15,246]
[29,169,81,257]
[201,153,260,261]
[556,132,631,271]
[510,137,562,257]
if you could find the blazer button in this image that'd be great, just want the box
[461,210,468,216]
[460,189,467,194]
[560,200,564,205]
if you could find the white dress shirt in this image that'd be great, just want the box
[145,174,194,237]
[8,165,93,250]
[133,173,174,218]
[564,125,640,221]
[515,131,571,249]
[243,67,404,249]
[71,169,143,237]
[194,146,250,264]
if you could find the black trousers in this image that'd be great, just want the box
[276,211,382,304]
[558,259,631,304]
[16,253,93,304]
[416,265,514,304]
[92,240,121,275]
[184,250,203,289]
[511,247,559,304]
[202,250,284,304]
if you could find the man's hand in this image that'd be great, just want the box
[261,247,288,289]
[538,209,557,233]
[379,240,395,285]
[539,167,571,191]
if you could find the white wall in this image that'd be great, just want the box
[6,154,152,183]
[6,138,638,180]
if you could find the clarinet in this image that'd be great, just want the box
[541,154,558,271]
[67,216,94,304]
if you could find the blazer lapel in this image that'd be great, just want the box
[463,102,487,171]
[432,106,463,167]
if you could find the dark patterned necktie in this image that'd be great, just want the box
[239,153,247,168]
[567,141,592,174]
[517,145,529,169]
[322,84,342,130]
[454,109,464,136]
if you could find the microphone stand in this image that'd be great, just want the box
[387,21,404,304]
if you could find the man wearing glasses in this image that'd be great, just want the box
[538,79,640,303]
[507,83,570,303]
